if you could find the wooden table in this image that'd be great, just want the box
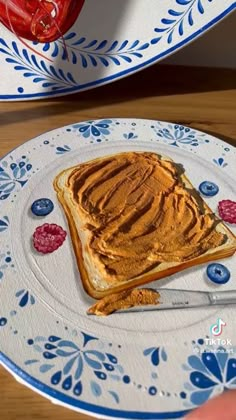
[1,65,236,420]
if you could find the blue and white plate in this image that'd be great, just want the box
[0,0,235,101]
[0,118,236,419]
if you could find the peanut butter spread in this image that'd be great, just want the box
[87,288,160,316]
[69,152,226,282]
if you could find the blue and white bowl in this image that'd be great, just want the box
[0,0,235,100]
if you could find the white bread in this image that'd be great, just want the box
[54,151,236,299]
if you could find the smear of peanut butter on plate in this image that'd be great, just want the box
[87,288,160,316]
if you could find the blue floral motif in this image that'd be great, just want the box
[0,252,13,282]
[72,120,113,139]
[123,132,138,140]
[26,332,129,401]
[0,39,77,91]
[213,157,228,168]
[56,145,71,155]
[154,123,207,147]
[154,0,213,44]
[182,347,236,406]
[42,36,150,68]
[15,289,36,307]
[0,36,149,90]
[143,346,167,366]
[0,156,32,200]
[0,216,9,232]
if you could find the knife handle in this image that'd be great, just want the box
[209,290,236,305]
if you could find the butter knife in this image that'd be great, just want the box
[115,288,236,313]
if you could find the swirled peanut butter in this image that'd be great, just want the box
[87,288,160,316]
[68,152,226,283]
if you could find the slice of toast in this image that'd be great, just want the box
[54,151,236,299]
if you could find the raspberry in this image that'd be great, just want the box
[218,200,236,224]
[33,223,67,254]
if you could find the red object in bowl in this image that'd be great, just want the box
[0,0,85,42]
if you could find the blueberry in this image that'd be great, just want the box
[31,198,54,216]
[10,163,17,170]
[19,162,25,168]
[207,263,231,284]
[199,181,219,197]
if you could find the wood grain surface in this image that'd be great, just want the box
[0,65,236,420]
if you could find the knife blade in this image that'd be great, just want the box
[114,288,236,314]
